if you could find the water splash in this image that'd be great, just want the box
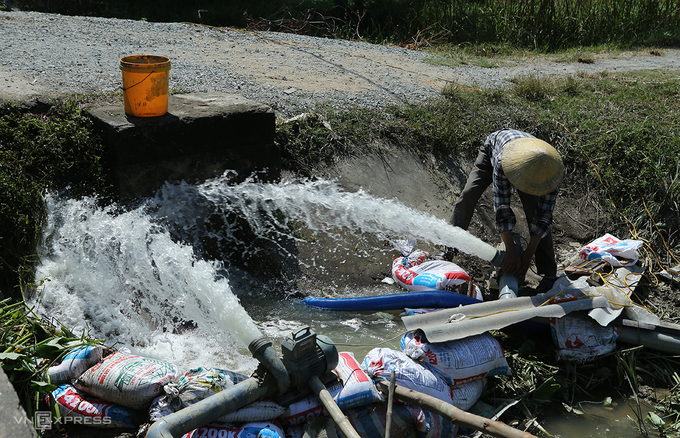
[156,173,497,262]
[29,174,496,370]
[29,193,261,371]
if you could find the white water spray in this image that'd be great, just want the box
[190,175,498,262]
[30,194,262,370]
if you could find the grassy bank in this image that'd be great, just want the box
[278,67,680,273]
[8,0,680,49]
[0,97,106,299]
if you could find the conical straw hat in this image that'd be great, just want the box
[501,137,564,195]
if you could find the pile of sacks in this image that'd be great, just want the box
[44,331,511,438]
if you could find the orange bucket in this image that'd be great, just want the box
[120,55,171,117]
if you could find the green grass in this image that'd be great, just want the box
[11,1,680,49]
[0,297,104,431]
[0,97,106,299]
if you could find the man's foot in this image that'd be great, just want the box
[535,276,558,294]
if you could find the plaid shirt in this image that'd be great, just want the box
[487,129,559,238]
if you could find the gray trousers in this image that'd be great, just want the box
[451,146,557,276]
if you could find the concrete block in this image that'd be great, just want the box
[88,92,280,199]
[0,368,38,438]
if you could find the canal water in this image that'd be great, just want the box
[27,173,659,437]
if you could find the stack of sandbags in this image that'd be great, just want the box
[45,346,181,429]
[364,331,511,412]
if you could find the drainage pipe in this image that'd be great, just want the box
[145,376,268,438]
[249,337,290,396]
[376,382,538,438]
[309,375,361,438]
[490,249,505,268]
[618,326,680,355]
[498,273,519,300]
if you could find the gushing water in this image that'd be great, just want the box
[30,193,262,371]
[154,173,497,263]
[30,173,496,370]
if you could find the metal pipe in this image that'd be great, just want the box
[145,377,267,438]
[376,381,538,438]
[498,273,519,299]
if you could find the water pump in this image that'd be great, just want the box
[280,327,338,389]
[146,327,339,438]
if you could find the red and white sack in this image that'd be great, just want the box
[362,348,455,405]
[579,233,643,266]
[400,331,511,385]
[392,252,482,300]
[74,351,181,410]
[333,352,384,409]
[49,384,143,428]
[279,380,342,427]
[279,366,384,429]
[550,314,620,363]
[48,345,104,384]
[181,420,284,438]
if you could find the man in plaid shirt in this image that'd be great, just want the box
[450,128,564,293]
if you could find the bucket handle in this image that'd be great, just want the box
[121,71,155,91]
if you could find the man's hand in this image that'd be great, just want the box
[500,232,523,276]
[500,232,542,277]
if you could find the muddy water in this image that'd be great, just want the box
[541,399,659,437]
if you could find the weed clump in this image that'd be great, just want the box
[0,97,105,299]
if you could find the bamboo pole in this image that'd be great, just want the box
[376,381,538,438]
[309,375,361,438]
[384,370,396,438]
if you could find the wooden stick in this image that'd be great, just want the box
[376,381,539,438]
[309,375,361,438]
[385,370,396,438]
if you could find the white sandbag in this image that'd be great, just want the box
[48,345,104,384]
[49,384,142,428]
[333,351,384,408]
[280,377,376,427]
[74,351,181,410]
[392,252,483,300]
[363,348,455,405]
[449,378,485,411]
[579,233,643,267]
[550,314,620,363]
[181,420,284,438]
[279,388,333,427]
[400,331,511,385]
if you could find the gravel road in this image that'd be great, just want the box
[2,10,680,117]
